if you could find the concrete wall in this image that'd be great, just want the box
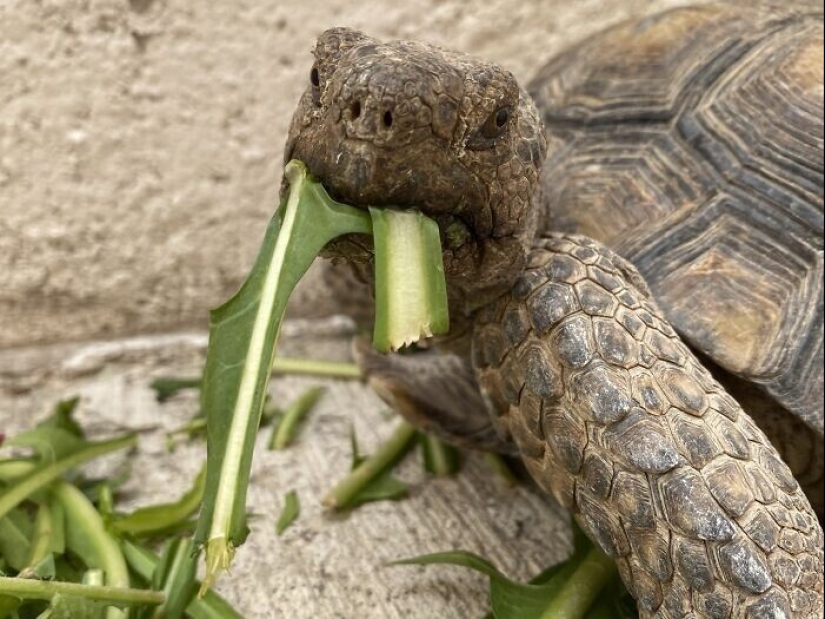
[0,0,700,349]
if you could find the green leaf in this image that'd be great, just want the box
[275,491,300,536]
[323,424,416,510]
[36,398,84,439]
[268,387,324,451]
[369,208,449,353]
[394,551,563,619]
[194,160,372,590]
[149,378,203,404]
[121,541,242,619]
[6,428,86,464]
[395,523,624,619]
[0,508,33,571]
[420,434,460,477]
[23,555,57,581]
[0,434,136,522]
[111,467,206,539]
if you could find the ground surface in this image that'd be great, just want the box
[0,0,711,348]
[0,319,572,618]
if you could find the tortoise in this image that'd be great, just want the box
[283,3,824,617]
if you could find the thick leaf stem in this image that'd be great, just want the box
[272,358,361,379]
[0,576,164,606]
[422,434,459,477]
[269,387,325,450]
[324,422,417,509]
[538,548,616,619]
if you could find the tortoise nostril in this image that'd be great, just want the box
[383,110,393,128]
[350,101,361,119]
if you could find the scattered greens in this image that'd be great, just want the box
[0,399,244,618]
[396,523,635,619]
[324,422,417,510]
[268,387,325,451]
[0,434,136,522]
[275,491,300,536]
[150,378,203,404]
[420,434,460,477]
[110,466,206,539]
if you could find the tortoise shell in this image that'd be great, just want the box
[528,3,824,433]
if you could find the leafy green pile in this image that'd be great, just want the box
[0,398,241,619]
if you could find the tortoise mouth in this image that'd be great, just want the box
[304,164,483,284]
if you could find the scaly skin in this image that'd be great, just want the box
[473,234,824,618]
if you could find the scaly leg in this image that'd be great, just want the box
[472,233,824,618]
[353,338,514,454]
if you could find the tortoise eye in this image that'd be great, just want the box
[467,106,513,150]
[481,106,511,138]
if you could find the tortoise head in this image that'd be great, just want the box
[284,28,548,314]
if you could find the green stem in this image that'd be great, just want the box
[422,434,458,477]
[0,434,136,520]
[324,422,418,509]
[121,540,242,619]
[269,387,325,450]
[539,548,616,619]
[272,358,361,379]
[0,576,164,606]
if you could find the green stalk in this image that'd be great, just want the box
[369,208,449,352]
[153,360,362,401]
[324,422,418,509]
[121,541,242,619]
[0,434,136,520]
[53,482,132,619]
[538,548,616,619]
[421,434,459,477]
[0,576,164,606]
[272,358,361,379]
[269,387,325,450]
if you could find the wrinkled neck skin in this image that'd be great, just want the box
[282,28,548,350]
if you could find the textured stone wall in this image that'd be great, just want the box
[0,0,700,348]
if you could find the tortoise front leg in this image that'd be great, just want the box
[353,338,515,454]
[472,233,824,618]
